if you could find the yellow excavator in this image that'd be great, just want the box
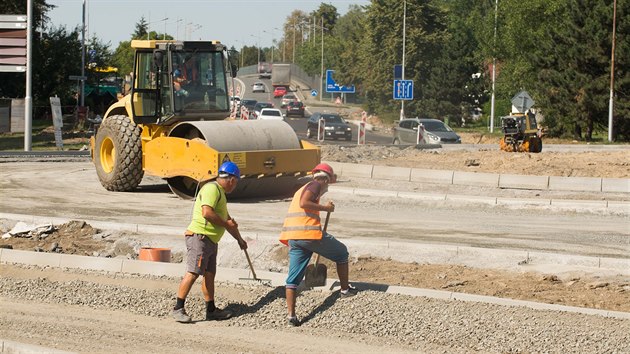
[90,39,320,198]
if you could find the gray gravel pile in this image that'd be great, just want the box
[1,270,628,353]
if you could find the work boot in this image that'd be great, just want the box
[206,308,232,321]
[340,285,358,299]
[287,316,300,327]
[172,308,192,323]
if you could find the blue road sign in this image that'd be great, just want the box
[393,79,413,100]
[311,89,318,97]
[326,70,356,93]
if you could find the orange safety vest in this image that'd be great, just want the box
[279,184,322,245]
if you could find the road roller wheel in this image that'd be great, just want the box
[94,115,144,191]
[530,137,543,153]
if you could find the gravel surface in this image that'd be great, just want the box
[1,264,629,353]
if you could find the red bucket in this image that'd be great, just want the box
[138,247,171,263]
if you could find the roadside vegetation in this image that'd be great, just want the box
[0,0,628,141]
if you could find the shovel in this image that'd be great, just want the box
[304,211,330,287]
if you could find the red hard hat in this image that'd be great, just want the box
[312,163,334,177]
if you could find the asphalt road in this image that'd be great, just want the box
[1,160,628,260]
[238,76,393,145]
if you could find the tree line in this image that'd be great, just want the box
[0,0,627,140]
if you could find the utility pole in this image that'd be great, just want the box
[400,0,406,120]
[319,17,324,102]
[25,0,33,151]
[81,0,86,107]
[490,0,498,133]
[608,0,617,142]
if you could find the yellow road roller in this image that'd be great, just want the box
[90,40,320,198]
[499,112,543,153]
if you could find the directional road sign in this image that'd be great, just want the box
[393,79,413,100]
[511,90,534,113]
[326,70,355,93]
[311,89,318,97]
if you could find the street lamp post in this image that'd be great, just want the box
[608,0,617,142]
[274,27,286,62]
[147,16,168,40]
[490,0,498,133]
[263,29,277,63]
[250,34,261,67]
[400,0,407,120]
[320,17,324,101]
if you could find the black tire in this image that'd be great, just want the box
[94,114,144,191]
[393,138,400,145]
[306,127,313,138]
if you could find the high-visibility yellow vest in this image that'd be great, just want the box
[279,184,322,245]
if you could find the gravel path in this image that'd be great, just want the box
[1,265,628,353]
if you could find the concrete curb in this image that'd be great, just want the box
[327,186,629,214]
[325,161,630,194]
[1,247,628,320]
[1,339,75,353]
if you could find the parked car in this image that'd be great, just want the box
[392,118,461,144]
[285,101,305,117]
[273,86,287,98]
[306,112,352,141]
[258,108,285,121]
[252,102,275,119]
[252,82,265,93]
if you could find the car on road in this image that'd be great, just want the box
[240,99,257,112]
[273,86,287,98]
[285,101,305,117]
[306,112,352,141]
[257,108,285,121]
[252,82,265,93]
[259,71,271,79]
[252,102,275,119]
[392,118,461,144]
[281,94,297,108]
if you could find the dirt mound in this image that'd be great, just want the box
[321,145,630,178]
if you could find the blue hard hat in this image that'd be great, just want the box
[218,161,240,180]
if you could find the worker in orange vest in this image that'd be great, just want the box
[279,163,357,327]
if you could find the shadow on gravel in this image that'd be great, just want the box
[224,286,285,318]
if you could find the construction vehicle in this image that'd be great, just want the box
[90,40,320,199]
[499,111,543,153]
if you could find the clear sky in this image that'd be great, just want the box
[47,0,371,50]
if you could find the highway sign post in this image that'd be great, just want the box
[393,79,413,100]
[325,70,355,93]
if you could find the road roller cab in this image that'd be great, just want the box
[90,39,320,199]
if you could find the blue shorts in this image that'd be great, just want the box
[285,232,349,289]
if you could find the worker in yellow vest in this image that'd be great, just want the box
[279,163,357,327]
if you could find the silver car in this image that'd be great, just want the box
[252,82,265,93]
[393,118,461,144]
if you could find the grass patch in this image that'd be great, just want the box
[0,118,91,151]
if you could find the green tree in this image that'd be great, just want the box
[132,17,149,40]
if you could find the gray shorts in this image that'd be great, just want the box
[185,233,218,275]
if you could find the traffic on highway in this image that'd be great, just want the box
[232,73,393,145]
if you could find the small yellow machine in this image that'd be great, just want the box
[90,40,320,198]
[499,112,543,153]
